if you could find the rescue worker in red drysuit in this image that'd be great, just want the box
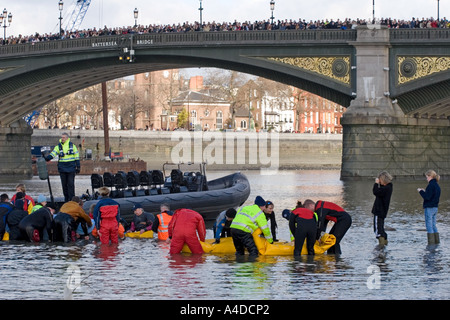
[289,199,318,256]
[93,187,121,244]
[168,208,206,254]
[314,200,352,255]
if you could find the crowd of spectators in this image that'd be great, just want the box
[2,16,449,45]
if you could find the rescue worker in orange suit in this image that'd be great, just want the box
[168,208,206,254]
[93,187,121,244]
[315,200,352,255]
[152,203,173,240]
[289,199,318,256]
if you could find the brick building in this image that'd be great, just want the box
[171,76,231,131]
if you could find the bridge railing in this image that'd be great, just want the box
[2,29,449,57]
[0,30,357,57]
[390,28,450,41]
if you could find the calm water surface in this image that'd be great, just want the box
[0,170,449,300]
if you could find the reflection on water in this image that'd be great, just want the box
[0,170,449,300]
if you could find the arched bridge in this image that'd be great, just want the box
[0,26,449,179]
[1,27,450,125]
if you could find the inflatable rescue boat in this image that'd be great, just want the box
[78,163,250,223]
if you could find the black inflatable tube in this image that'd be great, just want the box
[82,172,250,222]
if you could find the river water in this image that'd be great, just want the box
[0,169,449,300]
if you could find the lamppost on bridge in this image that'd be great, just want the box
[270,1,275,25]
[134,8,139,28]
[437,0,440,25]
[58,1,64,39]
[372,0,375,23]
[199,0,203,30]
[0,8,12,44]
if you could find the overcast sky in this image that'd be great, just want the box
[2,0,448,37]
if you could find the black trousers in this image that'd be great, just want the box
[60,171,76,202]
[327,215,352,254]
[54,213,76,242]
[293,217,317,256]
[373,215,387,239]
[231,228,259,256]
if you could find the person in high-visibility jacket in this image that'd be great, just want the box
[151,203,173,240]
[230,196,273,256]
[45,132,80,202]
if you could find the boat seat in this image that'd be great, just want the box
[103,172,114,187]
[139,171,152,186]
[91,174,103,189]
[151,170,164,185]
[127,171,140,187]
[114,171,127,189]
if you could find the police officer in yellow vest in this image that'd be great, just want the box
[230,195,273,256]
[45,133,80,202]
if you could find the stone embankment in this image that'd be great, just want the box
[32,129,342,172]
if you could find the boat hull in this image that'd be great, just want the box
[82,172,250,223]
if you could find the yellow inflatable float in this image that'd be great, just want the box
[182,228,336,255]
[125,230,154,239]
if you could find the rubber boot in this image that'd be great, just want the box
[427,233,436,245]
[378,236,388,246]
[434,233,440,244]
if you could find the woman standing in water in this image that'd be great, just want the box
[372,171,393,246]
[417,170,441,245]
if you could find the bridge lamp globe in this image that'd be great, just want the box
[58,1,63,38]
[270,1,275,24]
[134,8,139,27]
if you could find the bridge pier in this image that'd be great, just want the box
[341,26,450,179]
[341,115,450,179]
[0,119,33,180]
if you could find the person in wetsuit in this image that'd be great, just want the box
[289,199,318,256]
[0,194,14,240]
[128,203,155,233]
[18,205,55,242]
[264,201,279,242]
[6,199,29,241]
[314,200,352,255]
[54,196,92,242]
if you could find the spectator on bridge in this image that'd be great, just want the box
[45,132,80,202]
[4,16,450,46]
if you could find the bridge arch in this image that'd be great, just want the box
[0,27,449,179]
[0,30,357,126]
